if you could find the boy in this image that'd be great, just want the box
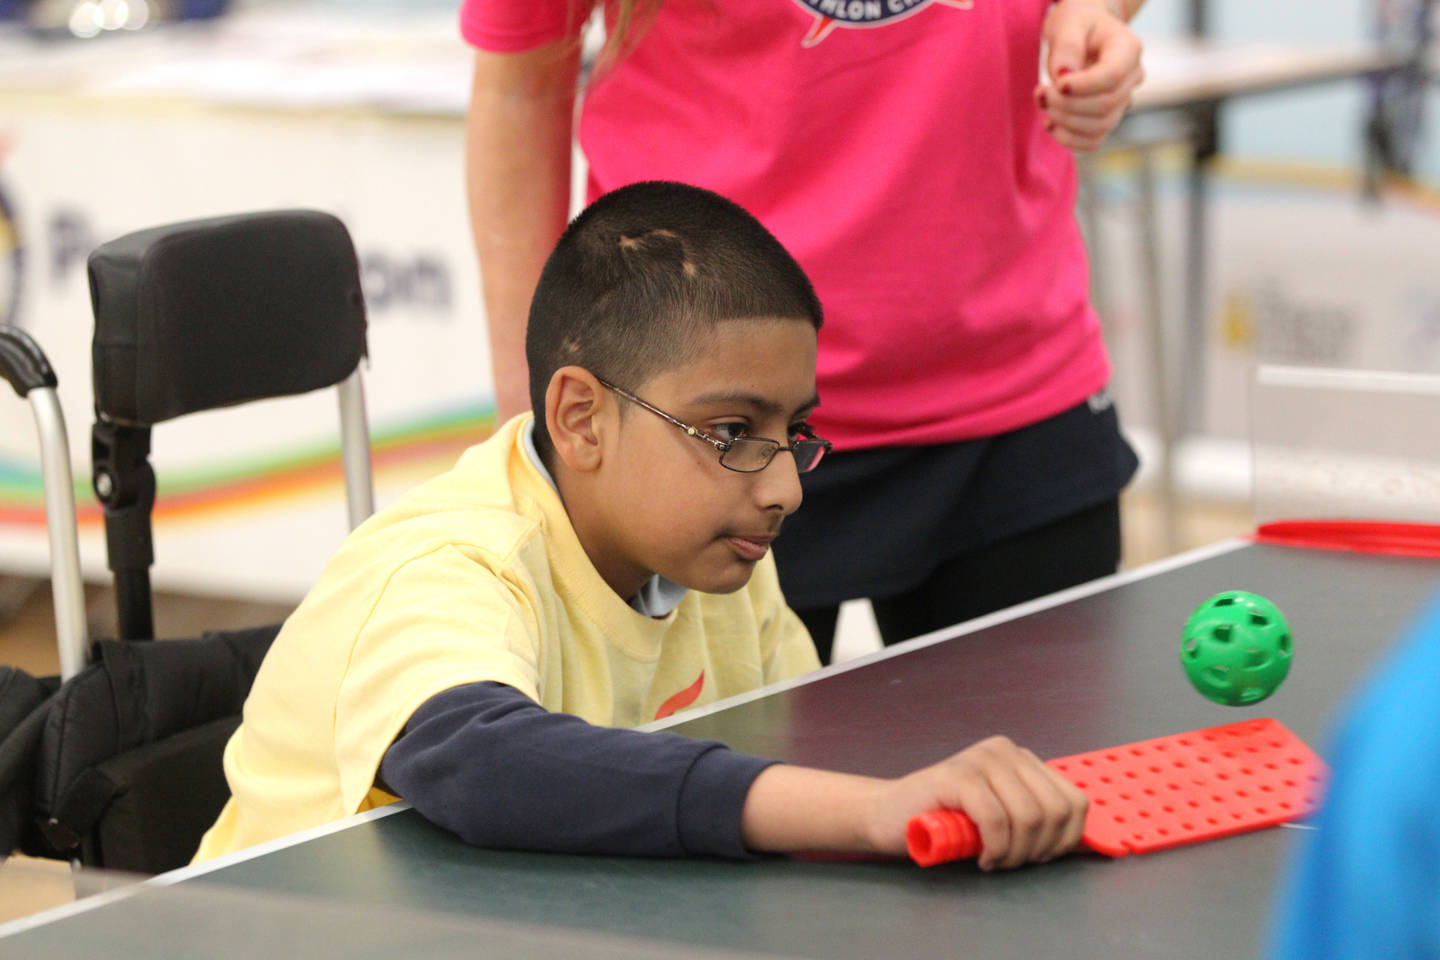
[195,182,1086,870]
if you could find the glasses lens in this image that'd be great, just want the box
[791,440,827,473]
[720,438,778,472]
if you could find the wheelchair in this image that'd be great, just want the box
[1,210,372,874]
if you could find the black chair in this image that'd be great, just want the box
[0,210,372,873]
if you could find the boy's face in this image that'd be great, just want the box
[589,317,819,598]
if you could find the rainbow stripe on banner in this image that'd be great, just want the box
[0,405,496,529]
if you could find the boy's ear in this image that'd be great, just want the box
[545,366,610,473]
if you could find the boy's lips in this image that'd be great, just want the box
[724,532,776,562]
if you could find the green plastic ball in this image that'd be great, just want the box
[1181,591,1293,706]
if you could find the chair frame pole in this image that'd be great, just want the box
[31,387,90,680]
[337,368,374,530]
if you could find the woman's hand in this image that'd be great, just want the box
[1036,0,1146,153]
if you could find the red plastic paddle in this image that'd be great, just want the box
[907,718,1326,866]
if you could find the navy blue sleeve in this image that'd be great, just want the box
[378,682,778,858]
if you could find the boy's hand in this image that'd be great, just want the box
[1036,0,1145,153]
[866,736,1089,870]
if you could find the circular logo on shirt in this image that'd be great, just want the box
[789,0,972,46]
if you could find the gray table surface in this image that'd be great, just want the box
[8,542,1439,959]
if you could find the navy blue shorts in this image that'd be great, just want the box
[772,390,1139,610]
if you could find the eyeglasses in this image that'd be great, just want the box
[595,376,832,474]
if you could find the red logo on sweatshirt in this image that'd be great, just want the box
[654,671,705,721]
[791,0,973,47]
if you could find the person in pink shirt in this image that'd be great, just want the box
[463,0,1146,662]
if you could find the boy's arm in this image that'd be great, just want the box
[383,684,1086,867]
[381,682,775,857]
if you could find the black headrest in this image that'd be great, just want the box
[88,210,367,426]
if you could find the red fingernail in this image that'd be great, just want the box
[1045,120,1056,132]
[1061,82,1072,95]
[1037,91,1048,109]
[1056,66,1072,77]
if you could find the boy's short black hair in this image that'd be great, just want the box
[525,181,823,460]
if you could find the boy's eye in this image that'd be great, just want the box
[709,422,750,443]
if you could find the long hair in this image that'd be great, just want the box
[578,0,664,75]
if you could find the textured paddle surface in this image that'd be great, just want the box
[908,718,1327,865]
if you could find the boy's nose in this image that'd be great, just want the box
[755,449,804,516]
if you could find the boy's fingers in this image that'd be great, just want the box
[1009,753,1082,862]
[956,779,1012,872]
[1037,762,1089,858]
[1054,771,1090,855]
[983,764,1049,869]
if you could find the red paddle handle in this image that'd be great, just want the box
[906,810,982,866]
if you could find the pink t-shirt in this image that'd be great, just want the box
[461,0,1110,451]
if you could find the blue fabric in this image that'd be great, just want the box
[380,682,775,858]
[1270,592,1440,959]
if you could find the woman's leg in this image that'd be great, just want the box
[870,499,1122,646]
